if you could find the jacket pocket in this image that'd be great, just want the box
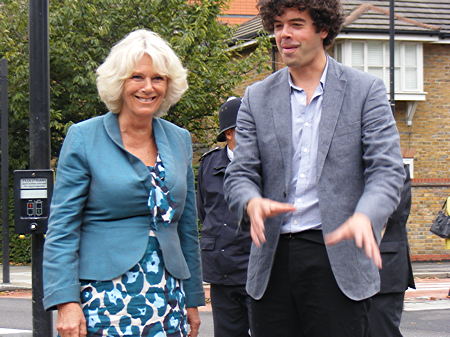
[200,236,216,251]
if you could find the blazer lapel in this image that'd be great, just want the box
[316,57,347,179]
[153,118,177,190]
[271,68,293,191]
[103,111,153,192]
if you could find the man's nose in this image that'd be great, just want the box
[279,25,292,38]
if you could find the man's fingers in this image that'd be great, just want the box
[325,225,350,246]
[267,201,296,217]
[250,217,265,247]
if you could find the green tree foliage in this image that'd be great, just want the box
[2,0,270,161]
[0,0,270,263]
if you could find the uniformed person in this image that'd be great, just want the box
[196,97,252,337]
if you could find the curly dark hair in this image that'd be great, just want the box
[257,0,345,48]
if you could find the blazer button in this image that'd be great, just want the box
[224,223,227,226]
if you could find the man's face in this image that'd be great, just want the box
[225,128,236,150]
[274,8,328,70]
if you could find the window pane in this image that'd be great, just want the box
[352,42,364,67]
[405,45,417,67]
[335,43,343,62]
[394,44,400,67]
[368,41,383,66]
[368,67,383,80]
[405,68,418,89]
[395,68,400,91]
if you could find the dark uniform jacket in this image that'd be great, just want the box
[197,147,251,285]
[378,165,415,293]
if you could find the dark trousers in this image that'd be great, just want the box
[368,292,405,337]
[210,283,252,337]
[250,230,370,337]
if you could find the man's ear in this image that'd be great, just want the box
[320,29,329,40]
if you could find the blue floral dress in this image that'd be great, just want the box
[80,155,187,337]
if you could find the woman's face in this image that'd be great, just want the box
[121,54,168,118]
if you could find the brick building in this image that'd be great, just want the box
[219,0,258,25]
[231,0,450,260]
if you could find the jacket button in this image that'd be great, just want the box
[221,249,225,252]
[224,223,227,226]
[224,274,228,278]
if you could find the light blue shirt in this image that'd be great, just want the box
[281,61,328,234]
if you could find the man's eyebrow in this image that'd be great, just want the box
[274,18,307,24]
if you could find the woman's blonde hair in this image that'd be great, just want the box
[96,29,188,116]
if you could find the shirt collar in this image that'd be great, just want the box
[288,56,329,92]
[226,146,234,161]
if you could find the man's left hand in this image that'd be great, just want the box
[325,213,382,269]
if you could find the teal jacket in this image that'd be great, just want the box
[43,112,205,310]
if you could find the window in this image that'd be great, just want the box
[403,158,414,179]
[334,40,424,96]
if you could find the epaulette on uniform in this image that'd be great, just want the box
[200,147,221,161]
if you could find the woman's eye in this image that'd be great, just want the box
[131,75,143,80]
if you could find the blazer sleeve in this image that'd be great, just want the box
[43,124,90,310]
[354,77,405,241]
[224,87,263,224]
[178,131,205,307]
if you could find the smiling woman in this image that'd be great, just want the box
[43,29,204,337]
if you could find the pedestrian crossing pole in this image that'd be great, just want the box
[29,0,53,336]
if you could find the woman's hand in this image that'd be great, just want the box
[186,307,201,337]
[56,302,87,337]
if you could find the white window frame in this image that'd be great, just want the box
[334,39,425,101]
[403,158,414,179]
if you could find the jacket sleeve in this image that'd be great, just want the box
[178,131,205,307]
[355,77,405,242]
[43,124,90,310]
[224,87,263,225]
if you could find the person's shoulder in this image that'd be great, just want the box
[330,57,380,84]
[199,147,221,162]
[156,117,189,136]
[248,67,288,92]
[69,113,106,132]
[76,113,104,125]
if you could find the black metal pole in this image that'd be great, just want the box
[389,0,395,113]
[29,0,53,336]
[1,58,10,284]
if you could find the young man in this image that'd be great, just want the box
[197,97,252,337]
[223,1,405,336]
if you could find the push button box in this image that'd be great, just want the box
[13,169,54,234]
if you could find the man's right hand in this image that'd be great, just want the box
[247,198,296,246]
[56,302,87,337]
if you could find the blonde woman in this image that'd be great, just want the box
[43,29,204,337]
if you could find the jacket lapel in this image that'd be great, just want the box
[271,68,293,192]
[103,111,153,192]
[316,57,347,179]
[153,118,177,190]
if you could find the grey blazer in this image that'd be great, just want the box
[224,57,405,301]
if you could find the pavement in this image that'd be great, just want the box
[0,262,449,337]
[1,261,449,294]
